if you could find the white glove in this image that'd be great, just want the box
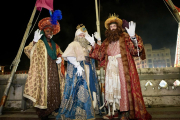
[85,34,95,46]
[76,65,84,76]
[33,29,43,42]
[67,57,84,76]
[50,35,53,39]
[94,32,101,41]
[125,21,136,37]
[56,57,62,64]
[125,21,138,52]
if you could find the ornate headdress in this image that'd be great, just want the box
[75,24,88,36]
[38,10,62,35]
[104,13,122,29]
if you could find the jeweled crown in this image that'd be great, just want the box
[76,24,87,32]
[108,13,119,19]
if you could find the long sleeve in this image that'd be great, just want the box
[125,34,146,60]
[54,43,65,77]
[89,42,106,62]
[89,44,100,60]
[55,44,63,57]
[89,41,107,67]
[24,41,34,59]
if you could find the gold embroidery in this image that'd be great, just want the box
[75,107,86,120]
[74,76,77,87]
[67,63,74,78]
[23,40,59,109]
[66,96,73,111]
[77,85,89,103]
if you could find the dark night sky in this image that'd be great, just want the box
[1,0,180,71]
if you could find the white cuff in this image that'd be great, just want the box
[97,40,101,45]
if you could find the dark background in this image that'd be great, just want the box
[1,0,180,71]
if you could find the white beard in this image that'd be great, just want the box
[74,36,89,48]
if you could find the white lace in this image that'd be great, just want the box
[105,54,121,115]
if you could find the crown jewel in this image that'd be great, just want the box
[76,24,87,32]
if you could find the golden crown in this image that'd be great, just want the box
[76,24,87,32]
[105,13,122,29]
[108,13,119,19]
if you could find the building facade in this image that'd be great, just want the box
[134,44,172,68]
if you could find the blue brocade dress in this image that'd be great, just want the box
[56,59,101,120]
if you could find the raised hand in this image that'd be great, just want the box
[94,32,101,41]
[85,34,95,46]
[33,29,43,42]
[125,21,136,37]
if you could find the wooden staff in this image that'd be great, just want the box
[167,0,180,22]
[95,0,101,36]
[95,0,107,113]
[0,6,37,115]
[166,0,180,66]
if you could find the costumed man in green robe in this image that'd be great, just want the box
[23,10,65,120]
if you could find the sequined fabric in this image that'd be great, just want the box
[36,55,61,117]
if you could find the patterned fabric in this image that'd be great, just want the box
[36,55,60,117]
[56,61,95,120]
[89,32,151,120]
[38,17,60,35]
[125,39,151,120]
[56,39,102,119]
[105,54,121,106]
[48,42,65,77]
[86,61,97,101]
[24,40,48,108]
[23,40,65,110]
[106,41,129,112]
[90,59,102,115]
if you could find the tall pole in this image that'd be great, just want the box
[95,0,106,113]
[166,0,180,67]
[95,0,101,36]
[167,0,180,22]
[0,6,37,115]
[174,23,180,67]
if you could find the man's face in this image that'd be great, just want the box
[44,28,53,39]
[109,23,117,31]
[78,33,85,38]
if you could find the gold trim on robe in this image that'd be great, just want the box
[23,40,64,109]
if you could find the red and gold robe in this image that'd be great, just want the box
[89,32,151,120]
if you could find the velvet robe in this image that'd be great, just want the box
[89,32,151,120]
